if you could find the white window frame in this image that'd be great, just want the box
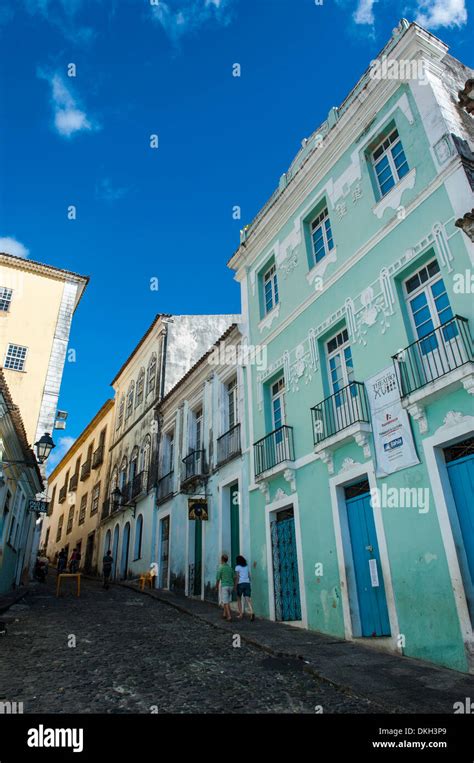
[326,328,354,394]
[4,344,28,372]
[263,263,279,315]
[0,287,13,312]
[310,208,334,266]
[271,377,286,431]
[372,128,409,198]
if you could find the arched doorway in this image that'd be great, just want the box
[120,522,130,579]
[112,525,120,579]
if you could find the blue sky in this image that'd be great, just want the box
[0,0,472,468]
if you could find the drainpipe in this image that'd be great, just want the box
[150,321,169,575]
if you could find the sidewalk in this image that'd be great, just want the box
[121,581,474,714]
[0,585,29,615]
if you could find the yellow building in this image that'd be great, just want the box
[41,399,114,573]
[0,252,89,446]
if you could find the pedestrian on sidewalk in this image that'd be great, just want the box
[235,555,255,621]
[215,554,234,621]
[103,550,113,590]
[69,547,80,573]
[57,549,67,574]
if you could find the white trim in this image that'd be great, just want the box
[329,460,401,654]
[422,414,474,671]
[264,491,308,628]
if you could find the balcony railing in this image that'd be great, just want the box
[92,445,104,469]
[157,470,174,503]
[217,423,241,466]
[311,381,370,446]
[182,450,206,483]
[254,426,294,478]
[392,315,473,398]
[130,471,146,500]
[80,459,91,481]
[58,485,67,503]
[69,474,78,492]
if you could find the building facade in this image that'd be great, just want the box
[98,313,239,582]
[155,324,250,599]
[229,21,474,672]
[40,399,114,573]
[0,252,88,445]
[0,371,43,594]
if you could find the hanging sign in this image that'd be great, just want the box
[28,499,49,514]
[188,499,208,521]
[365,365,420,478]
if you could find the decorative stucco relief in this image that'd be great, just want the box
[373,168,416,220]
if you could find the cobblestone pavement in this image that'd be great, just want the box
[0,578,384,714]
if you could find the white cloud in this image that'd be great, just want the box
[0,236,29,258]
[23,0,97,43]
[353,0,377,24]
[95,178,129,203]
[39,71,98,138]
[150,0,234,41]
[46,435,76,474]
[415,0,467,29]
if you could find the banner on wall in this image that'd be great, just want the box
[365,365,420,478]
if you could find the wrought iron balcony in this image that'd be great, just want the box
[254,425,294,478]
[157,470,174,503]
[92,445,104,469]
[392,315,473,398]
[130,471,146,500]
[58,485,67,503]
[69,473,78,492]
[182,450,206,484]
[80,459,91,481]
[311,381,370,446]
[101,498,110,520]
[217,423,241,466]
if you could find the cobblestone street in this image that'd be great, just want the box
[0,578,383,714]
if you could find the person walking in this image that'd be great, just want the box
[235,555,255,621]
[103,550,113,590]
[215,554,234,622]
[57,549,67,574]
[69,547,80,573]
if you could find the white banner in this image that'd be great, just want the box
[365,365,420,478]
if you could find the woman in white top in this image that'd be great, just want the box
[235,555,255,621]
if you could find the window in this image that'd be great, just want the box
[163,430,174,473]
[7,489,25,549]
[310,208,334,265]
[0,287,13,312]
[134,515,143,560]
[66,505,75,534]
[271,378,285,431]
[194,407,203,451]
[140,435,151,475]
[79,494,87,525]
[136,368,145,407]
[91,483,100,516]
[56,515,64,543]
[263,264,279,315]
[117,397,125,430]
[129,447,139,481]
[404,259,458,352]
[147,353,157,396]
[48,486,56,517]
[126,381,135,420]
[326,329,354,396]
[226,377,238,430]
[372,128,409,197]
[119,458,128,490]
[4,344,27,371]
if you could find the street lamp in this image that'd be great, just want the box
[111,486,122,508]
[34,432,56,464]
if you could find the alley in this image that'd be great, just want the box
[0,579,379,714]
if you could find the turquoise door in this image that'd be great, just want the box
[345,483,391,637]
[193,520,202,596]
[271,508,301,621]
[120,522,130,580]
[446,449,474,592]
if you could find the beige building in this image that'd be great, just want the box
[0,252,88,445]
[41,399,114,572]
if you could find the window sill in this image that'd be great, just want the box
[306,247,337,290]
[258,303,280,333]
[372,168,416,220]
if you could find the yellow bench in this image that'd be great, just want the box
[138,572,156,591]
[56,573,81,598]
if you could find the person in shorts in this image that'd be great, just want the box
[215,554,234,621]
[235,555,255,621]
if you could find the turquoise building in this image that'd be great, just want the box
[229,21,474,672]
